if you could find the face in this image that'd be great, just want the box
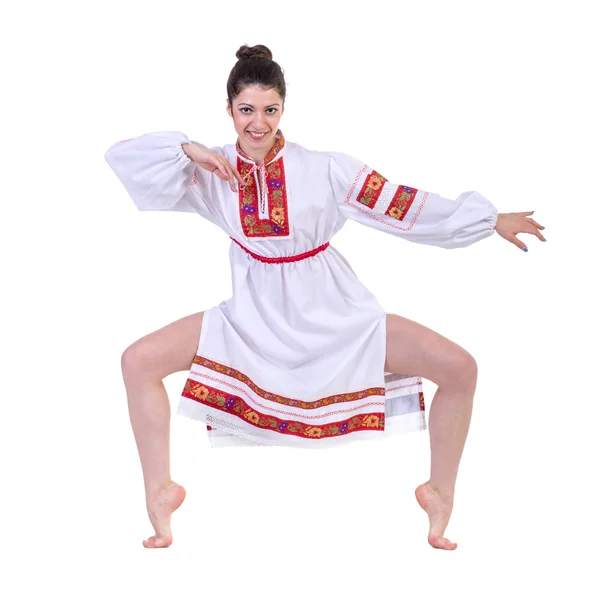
[227,85,284,155]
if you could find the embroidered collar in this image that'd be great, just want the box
[236,129,285,165]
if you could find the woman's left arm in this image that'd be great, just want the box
[494,212,547,252]
[329,150,548,251]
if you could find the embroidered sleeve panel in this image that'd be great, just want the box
[355,170,419,221]
[329,151,498,249]
[328,152,425,228]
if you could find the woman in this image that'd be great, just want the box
[105,44,546,550]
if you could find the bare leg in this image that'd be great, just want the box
[385,313,478,550]
[121,311,205,548]
[414,371,476,551]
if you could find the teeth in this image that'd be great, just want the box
[248,131,267,139]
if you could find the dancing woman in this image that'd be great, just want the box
[105,43,546,550]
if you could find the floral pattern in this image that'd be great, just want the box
[184,355,425,441]
[386,184,418,221]
[235,130,289,238]
[358,170,386,208]
[357,171,418,221]
[183,379,386,441]
[238,157,290,237]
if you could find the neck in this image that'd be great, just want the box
[238,140,267,164]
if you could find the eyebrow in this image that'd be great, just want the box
[238,103,281,108]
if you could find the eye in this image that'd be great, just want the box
[267,108,278,114]
[240,107,251,114]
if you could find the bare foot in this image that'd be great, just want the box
[415,482,458,550]
[142,481,187,549]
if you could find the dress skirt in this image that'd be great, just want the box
[176,241,426,449]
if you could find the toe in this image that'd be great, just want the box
[429,535,457,550]
[143,535,171,548]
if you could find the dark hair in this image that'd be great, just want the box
[227,44,286,108]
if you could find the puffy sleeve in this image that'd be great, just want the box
[104,131,225,226]
[329,151,498,249]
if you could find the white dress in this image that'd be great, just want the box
[105,130,498,449]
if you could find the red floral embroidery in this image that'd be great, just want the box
[357,170,386,209]
[236,130,289,238]
[386,185,418,221]
[346,166,429,232]
[356,169,418,221]
[194,358,427,437]
[183,379,385,441]
[238,156,290,237]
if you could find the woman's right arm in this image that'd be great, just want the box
[181,142,243,192]
[104,131,241,223]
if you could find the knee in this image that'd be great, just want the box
[121,340,152,378]
[441,349,478,390]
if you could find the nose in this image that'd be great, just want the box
[253,115,266,129]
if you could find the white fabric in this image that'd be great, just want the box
[105,131,498,449]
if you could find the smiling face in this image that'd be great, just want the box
[227,85,284,162]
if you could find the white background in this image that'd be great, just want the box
[2,0,598,597]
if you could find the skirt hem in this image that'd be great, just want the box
[177,395,426,449]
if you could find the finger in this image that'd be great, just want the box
[510,235,528,252]
[222,161,239,192]
[230,165,245,186]
[522,222,547,242]
[211,158,230,182]
[531,228,547,242]
[215,157,237,191]
[517,211,535,216]
[214,157,243,187]
[211,169,228,181]
[525,217,545,230]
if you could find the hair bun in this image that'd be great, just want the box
[236,44,273,61]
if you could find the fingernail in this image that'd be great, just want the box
[523,247,528,252]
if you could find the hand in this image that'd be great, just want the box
[494,211,546,252]
[182,143,244,193]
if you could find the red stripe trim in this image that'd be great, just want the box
[205,388,425,434]
[183,380,385,440]
[230,237,330,263]
[193,354,384,408]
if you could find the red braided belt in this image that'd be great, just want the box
[230,237,330,263]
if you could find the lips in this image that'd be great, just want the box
[247,131,268,140]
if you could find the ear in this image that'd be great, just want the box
[226,100,232,118]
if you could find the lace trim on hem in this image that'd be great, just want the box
[177,397,426,449]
